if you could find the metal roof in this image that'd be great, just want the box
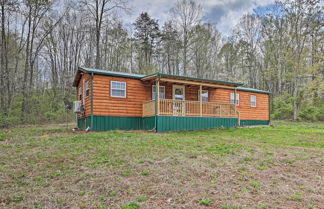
[141,72,243,86]
[237,87,271,94]
[80,67,145,78]
[73,67,271,94]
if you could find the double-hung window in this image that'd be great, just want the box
[111,81,126,98]
[78,87,82,101]
[152,85,165,100]
[230,93,240,105]
[85,81,89,97]
[198,90,208,102]
[250,95,256,107]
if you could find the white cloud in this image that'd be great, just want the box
[122,0,276,35]
[203,0,275,35]
[123,0,174,27]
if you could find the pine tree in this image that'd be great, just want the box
[133,12,160,73]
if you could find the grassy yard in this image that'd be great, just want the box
[0,121,323,209]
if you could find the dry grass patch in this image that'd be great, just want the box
[0,121,323,208]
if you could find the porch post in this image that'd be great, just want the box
[234,88,238,125]
[199,85,202,117]
[234,88,237,113]
[155,77,160,116]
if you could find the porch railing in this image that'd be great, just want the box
[143,100,156,117]
[143,99,238,118]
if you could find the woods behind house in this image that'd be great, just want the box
[0,0,323,127]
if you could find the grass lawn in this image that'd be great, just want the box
[0,121,323,209]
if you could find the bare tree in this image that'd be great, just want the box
[171,0,202,76]
[235,13,262,88]
[79,0,128,69]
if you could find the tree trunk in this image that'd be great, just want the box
[21,6,32,119]
[0,3,5,111]
[293,80,298,120]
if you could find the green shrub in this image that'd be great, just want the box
[272,95,293,120]
[141,170,149,176]
[298,105,318,121]
[271,94,324,121]
[137,195,148,202]
[298,102,324,121]
[198,199,213,205]
[0,114,18,128]
[121,202,140,209]
[0,89,76,128]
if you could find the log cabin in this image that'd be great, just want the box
[73,67,271,132]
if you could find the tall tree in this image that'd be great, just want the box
[171,0,202,76]
[191,23,221,78]
[235,14,262,88]
[282,0,322,120]
[20,0,62,119]
[79,0,128,69]
[133,12,160,74]
[161,21,180,75]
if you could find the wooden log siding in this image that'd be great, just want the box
[77,73,92,118]
[92,75,151,117]
[77,74,269,120]
[210,88,269,121]
[150,82,208,101]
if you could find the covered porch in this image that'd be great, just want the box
[141,74,241,128]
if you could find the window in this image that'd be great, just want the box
[198,90,208,102]
[230,93,240,105]
[84,81,90,97]
[111,81,126,98]
[152,85,165,100]
[250,95,256,107]
[78,87,82,101]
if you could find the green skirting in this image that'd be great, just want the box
[156,116,238,132]
[78,116,143,131]
[77,115,238,132]
[77,117,91,130]
[142,116,156,130]
[240,120,270,126]
[77,116,155,131]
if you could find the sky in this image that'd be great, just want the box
[123,0,277,36]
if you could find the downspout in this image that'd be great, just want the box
[155,77,160,132]
[90,72,94,130]
[76,86,79,129]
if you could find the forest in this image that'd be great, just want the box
[0,0,323,127]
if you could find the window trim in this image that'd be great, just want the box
[230,93,240,106]
[152,85,166,100]
[250,95,256,107]
[198,90,209,102]
[110,81,127,98]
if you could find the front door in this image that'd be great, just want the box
[172,85,185,115]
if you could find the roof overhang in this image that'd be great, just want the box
[72,68,87,87]
[141,73,243,89]
[73,67,270,94]
[72,67,145,87]
[237,87,271,94]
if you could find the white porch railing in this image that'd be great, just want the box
[143,99,238,118]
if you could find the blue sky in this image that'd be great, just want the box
[123,0,277,36]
